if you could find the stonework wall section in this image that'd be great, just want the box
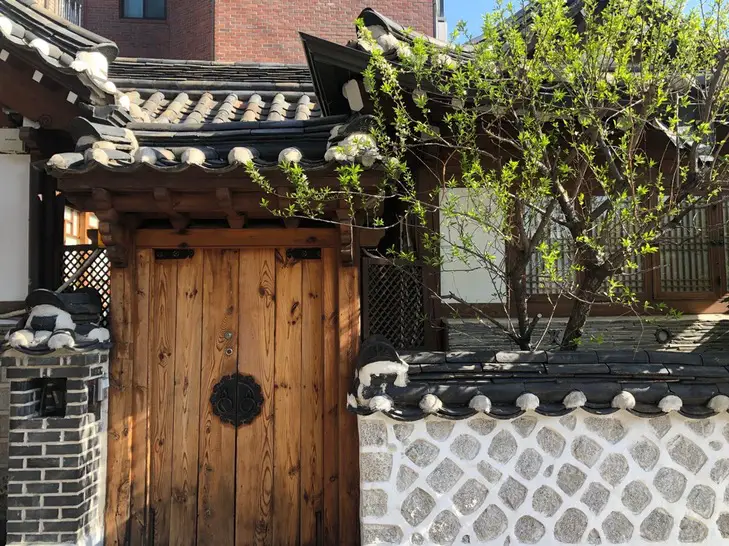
[359,411,729,545]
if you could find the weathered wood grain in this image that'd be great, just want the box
[197,249,239,546]
[170,252,204,546]
[236,249,276,546]
[136,229,337,250]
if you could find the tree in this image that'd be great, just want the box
[249,0,729,350]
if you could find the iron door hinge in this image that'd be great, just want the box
[154,249,195,260]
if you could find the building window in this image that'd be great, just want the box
[122,0,165,19]
[64,208,98,246]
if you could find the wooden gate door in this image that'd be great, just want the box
[142,246,332,546]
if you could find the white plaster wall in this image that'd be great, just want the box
[359,411,729,545]
[439,188,504,304]
[0,153,30,302]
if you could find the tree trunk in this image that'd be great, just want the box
[509,251,532,350]
[561,270,609,350]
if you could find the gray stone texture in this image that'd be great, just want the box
[468,418,496,436]
[679,517,708,543]
[710,441,722,452]
[426,458,464,494]
[571,436,603,468]
[512,416,537,438]
[361,489,388,517]
[393,423,414,443]
[405,440,440,468]
[515,516,545,544]
[515,448,542,481]
[556,463,587,496]
[630,438,660,471]
[668,435,708,475]
[585,417,628,444]
[401,488,435,526]
[649,415,672,439]
[554,508,588,544]
[452,479,488,516]
[640,508,674,542]
[411,533,425,545]
[429,510,460,545]
[602,512,634,544]
[498,477,528,510]
[687,419,714,438]
[450,434,480,461]
[718,513,729,538]
[476,460,502,484]
[587,529,602,545]
[426,421,455,441]
[543,464,554,477]
[396,465,418,492]
[581,482,610,515]
[532,485,562,517]
[359,421,388,447]
[362,524,404,545]
[360,452,393,482]
[652,466,686,503]
[621,480,652,514]
[488,430,517,463]
[687,485,715,519]
[560,414,577,431]
[599,453,630,486]
[473,505,507,542]
[711,459,729,484]
[537,427,566,457]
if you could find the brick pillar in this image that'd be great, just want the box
[1,350,109,545]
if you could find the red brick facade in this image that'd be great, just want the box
[82,0,433,62]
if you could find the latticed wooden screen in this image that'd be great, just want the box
[362,258,425,349]
[659,206,712,293]
[62,245,110,326]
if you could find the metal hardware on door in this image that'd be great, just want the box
[154,248,195,260]
[224,331,233,340]
[225,348,233,356]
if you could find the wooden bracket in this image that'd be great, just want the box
[153,187,190,231]
[93,188,131,267]
[215,188,246,229]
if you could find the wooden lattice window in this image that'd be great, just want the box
[64,208,98,246]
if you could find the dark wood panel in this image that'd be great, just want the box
[136,229,337,249]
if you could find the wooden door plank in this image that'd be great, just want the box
[149,258,178,545]
[105,262,135,546]
[130,249,152,545]
[300,258,324,545]
[136,229,337,249]
[321,248,340,546]
[236,249,276,546]
[197,249,239,546]
[272,250,303,546]
[338,265,360,544]
[170,252,204,546]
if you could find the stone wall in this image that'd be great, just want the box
[359,411,729,545]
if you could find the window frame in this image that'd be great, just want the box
[119,0,166,21]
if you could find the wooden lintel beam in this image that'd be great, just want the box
[215,188,246,229]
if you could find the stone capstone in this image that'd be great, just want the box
[427,458,464,494]
[668,435,708,475]
[653,466,687,503]
[554,508,588,544]
[687,484,715,519]
[512,416,537,438]
[451,434,481,461]
[405,439,440,468]
[426,421,455,441]
[498,477,528,510]
[581,482,610,515]
[640,508,674,542]
[362,524,403,545]
[514,515,545,544]
[678,516,708,543]
[602,512,634,544]
[359,421,387,447]
[488,430,517,463]
[393,423,414,442]
[401,488,436,526]
[532,485,563,517]
[473,505,507,541]
[599,454,629,486]
[584,417,627,444]
[396,465,418,492]
[452,479,488,516]
[360,452,393,482]
[361,489,387,517]
[629,438,660,472]
[621,480,652,514]
[429,510,461,545]
[515,448,543,481]
[556,463,587,496]
[571,435,603,468]
[468,418,496,436]
[477,460,502,484]
[537,427,566,457]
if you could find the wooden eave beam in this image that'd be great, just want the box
[215,188,246,229]
[153,187,191,230]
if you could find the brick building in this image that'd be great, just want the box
[81,0,443,62]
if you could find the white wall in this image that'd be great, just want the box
[0,150,30,302]
[439,188,505,304]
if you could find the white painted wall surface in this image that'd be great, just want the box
[0,152,30,301]
[439,188,504,304]
[359,411,729,545]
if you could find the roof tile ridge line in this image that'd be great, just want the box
[112,57,310,69]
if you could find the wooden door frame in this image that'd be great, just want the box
[105,228,360,546]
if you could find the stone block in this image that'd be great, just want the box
[602,512,634,544]
[360,453,393,482]
[450,434,480,461]
[488,430,517,463]
[537,427,566,457]
[401,488,435,526]
[640,508,674,542]
[515,515,545,544]
[473,505,507,542]
[653,466,687,502]
[428,510,460,545]
[556,463,586,497]
[426,458,463,494]
[554,508,588,543]
[452,479,488,516]
[405,440,439,468]
[498,477,527,510]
